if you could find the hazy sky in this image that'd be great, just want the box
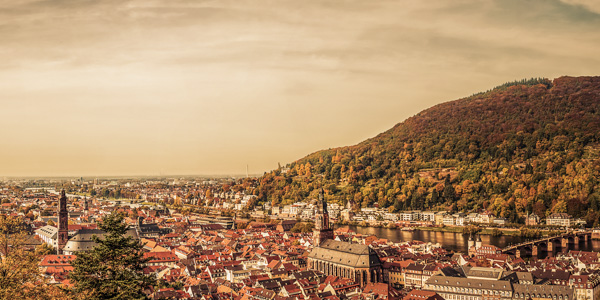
[1,0,600,177]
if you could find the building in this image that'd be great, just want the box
[307,189,382,287]
[135,217,170,238]
[569,274,600,300]
[547,213,573,227]
[307,240,383,288]
[404,263,428,289]
[526,213,540,226]
[312,189,333,247]
[35,225,58,248]
[424,275,574,300]
[422,212,436,222]
[62,228,139,255]
[404,290,444,300]
[443,215,456,226]
[276,220,298,232]
[144,251,179,267]
[57,190,69,254]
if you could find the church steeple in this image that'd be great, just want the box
[313,189,334,247]
[57,190,69,254]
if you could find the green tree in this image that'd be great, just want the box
[69,212,156,299]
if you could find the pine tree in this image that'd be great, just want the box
[69,212,156,300]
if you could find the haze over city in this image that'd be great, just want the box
[2,0,600,176]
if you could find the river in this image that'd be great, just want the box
[336,225,600,253]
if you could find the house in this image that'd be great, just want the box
[276,220,298,232]
[143,251,179,267]
[526,213,540,226]
[404,289,444,300]
[546,213,572,227]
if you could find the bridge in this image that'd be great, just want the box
[502,231,592,258]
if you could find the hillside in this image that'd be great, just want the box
[247,76,600,226]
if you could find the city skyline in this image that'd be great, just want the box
[2,0,600,176]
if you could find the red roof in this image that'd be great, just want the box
[40,255,77,267]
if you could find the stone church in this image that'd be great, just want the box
[307,190,382,287]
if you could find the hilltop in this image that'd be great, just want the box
[247,76,600,226]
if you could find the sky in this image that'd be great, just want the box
[1,0,600,177]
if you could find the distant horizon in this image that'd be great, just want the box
[2,0,600,176]
[0,173,265,180]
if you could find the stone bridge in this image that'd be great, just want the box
[502,231,592,258]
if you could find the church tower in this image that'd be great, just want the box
[57,190,69,254]
[313,189,334,247]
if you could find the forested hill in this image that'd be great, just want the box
[249,76,600,226]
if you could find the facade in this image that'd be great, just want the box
[526,213,540,226]
[444,215,456,226]
[307,189,382,287]
[424,275,574,300]
[35,225,58,248]
[388,262,407,289]
[404,263,436,289]
[307,239,383,288]
[422,212,436,222]
[57,190,69,254]
[135,217,170,238]
[547,213,573,227]
[569,274,600,300]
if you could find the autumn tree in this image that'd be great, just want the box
[0,215,70,299]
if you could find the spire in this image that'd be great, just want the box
[313,188,333,247]
[318,188,327,214]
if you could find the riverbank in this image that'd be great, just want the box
[337,225,600,253]
[416,226,522,236]
[334,222,566,238]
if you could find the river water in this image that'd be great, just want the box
[337,225,600,253]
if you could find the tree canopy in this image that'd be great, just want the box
[69,212,156,300]
[237,76,600,227]
[0,215,69,299]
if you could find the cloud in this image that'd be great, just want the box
[560,0,600,14]
[0,0,599,175]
